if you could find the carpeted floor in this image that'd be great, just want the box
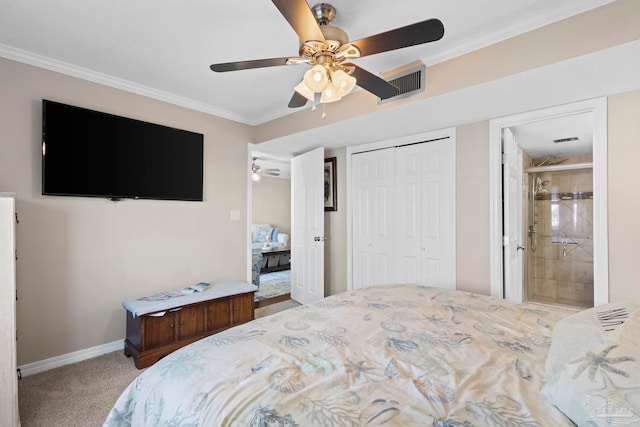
[18,350,142,426]
[254,269,290,302]
[17,298,300,426]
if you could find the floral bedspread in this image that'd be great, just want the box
[104,285,575,426]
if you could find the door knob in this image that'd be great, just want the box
[517,245,526,252]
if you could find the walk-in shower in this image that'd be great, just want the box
[524,155,594,308]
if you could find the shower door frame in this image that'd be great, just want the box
[489,97,609,306]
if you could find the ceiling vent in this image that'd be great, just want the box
[553,137,579,143]
[378,61,425,104]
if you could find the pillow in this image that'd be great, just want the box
[545,300,640,378]
[251,224,270,242]
[254,226,274,243]
[542,306,640,426]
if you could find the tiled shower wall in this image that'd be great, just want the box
[526,155,594,307]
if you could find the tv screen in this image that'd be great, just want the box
[42,100,204,201]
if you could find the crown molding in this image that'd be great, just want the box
[420,0,616,66]
[0,43,253,125]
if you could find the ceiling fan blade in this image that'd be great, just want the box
[210,57,292,72]
[272,0,325,43]
[288,91,308,108]
[349,65,399,100]
[348,18,444,58]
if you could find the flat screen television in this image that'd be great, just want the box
[42,100,204,201]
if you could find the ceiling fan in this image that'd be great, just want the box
[251,158,281,182]
[210,0,444,108]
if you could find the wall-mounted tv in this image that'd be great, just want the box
[42,100,204,201]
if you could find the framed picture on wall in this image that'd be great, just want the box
[324,157,337,211]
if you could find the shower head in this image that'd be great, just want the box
[534,177,549,194]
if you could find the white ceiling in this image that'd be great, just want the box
[512,112,593,160]
[0,0,615,127]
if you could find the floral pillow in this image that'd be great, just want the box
[542,309,640,426]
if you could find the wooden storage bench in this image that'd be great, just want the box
[123,281,257,369]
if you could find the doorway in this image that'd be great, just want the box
[247,145,293,307]
[519,122,595,308]
[489,98,609,307]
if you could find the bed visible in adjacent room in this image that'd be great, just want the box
[104,284,640,426]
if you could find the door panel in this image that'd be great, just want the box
[206,299,231,332]
[351,148,396,288]
[231,294,254,324]
[419,140,455,288]
[396,146,421,284]
[143,312,175,349]
[503,127,524,301]
[395,140,455,288]
[291,147,325,304]
[177,305,205,340]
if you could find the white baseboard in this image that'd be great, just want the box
[18,340,123,378]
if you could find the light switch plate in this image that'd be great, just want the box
[230,210,241,221]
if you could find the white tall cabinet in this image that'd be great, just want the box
[350,133,456,290]
[0,193,20,426]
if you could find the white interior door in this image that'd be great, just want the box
[351,148,396,289]
[503,128,524,301]
[291,147,325,304]
[396,139,455,288]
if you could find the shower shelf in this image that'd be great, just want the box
[535,191,593,201]
[536,234,591,246]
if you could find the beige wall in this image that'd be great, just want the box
[0,57,253,365]
[455,122,491,295]
[608,90,640,302]
[251,176,291,236]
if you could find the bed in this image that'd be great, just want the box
[104,284,640,426]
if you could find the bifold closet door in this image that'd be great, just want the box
[351,148,396,289]
[395,140,455,288]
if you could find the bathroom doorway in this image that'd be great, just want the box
[489,98,609,307]
[522,147,594,307]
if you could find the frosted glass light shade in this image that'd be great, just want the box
[303,65,329,92]
[320,82,341,103]
[294,81,315,102]
[332,69,356,97]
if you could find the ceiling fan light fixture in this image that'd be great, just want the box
[303,64,329,92]
[251,172,262,182]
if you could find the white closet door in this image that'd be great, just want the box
[395,146,422,283]
[418,140,456,288]
[396,139,455,288]
[351,148,396,289]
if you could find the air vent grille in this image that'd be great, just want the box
[378,63,425,104]
[389,69,422,95]
[553,137,579,143]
